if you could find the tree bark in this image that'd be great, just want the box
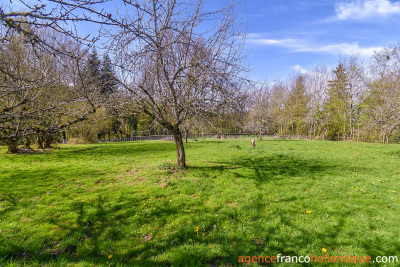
[24,135,32,149]
[172,127,186,168]
[36,134,45,149]
[44,135,53,148]
[6,137,21,153]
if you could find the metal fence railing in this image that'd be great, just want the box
[94,133,352,143]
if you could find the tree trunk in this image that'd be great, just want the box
[36,134,44,149]
[62,131,67,144]
[172,127,186,168]
[24,135,32,149]
[44,135,53,148]
[6,137,21,153]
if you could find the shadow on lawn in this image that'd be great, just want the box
[231,153,331,185]
[2,190,399,266]
[2,150,399,266]
[192,152,338,186]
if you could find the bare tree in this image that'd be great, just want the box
[111,0,247,167]
[0,26,100,152]
[245,82,271,139]
[363,46,400,143]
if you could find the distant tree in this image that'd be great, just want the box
[246,83,271,139]
[305,65,330,138]
[362,47,400,143]
[100,54,118,95]
[323,63,351,140]
[84,49,101,91]
[0,27,99,153]
[269,82,289,135]
[286,75,310,135]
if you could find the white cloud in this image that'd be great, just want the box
[247,38,295,46]
[292,65,308,74]
[335,0,400,20]
[291,65,331,79]
[296,42,382,56]
[247,35,383,57]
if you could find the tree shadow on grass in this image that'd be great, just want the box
[191,152,340,186]
[1,188,395,266]
[232,153,331,185]
[0,193,18,217]
[1,150,398,266]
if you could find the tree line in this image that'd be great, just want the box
[245,50,400,143]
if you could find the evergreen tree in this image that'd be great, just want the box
[324,63,351,140]
[100,53,117,95]
[286,75,310,135]
[85,49,101,90]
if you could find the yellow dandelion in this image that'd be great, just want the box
[189,239,192,242]
[142,225,144,227]
[305,210,312,214]
[322,248,327,252]
[382,181,385,183]
[393,191,396,193]
[202,233,205,236]
[108,255,112,259]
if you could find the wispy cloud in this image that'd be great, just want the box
[297,42,382,56]
[247,38,296,46]
[247,36,383,57]
[335,0,400,20]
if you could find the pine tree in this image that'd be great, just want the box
[324,63,351,140]
[100,53,117,95]
[85,49,101,90]
[286,75,310,135]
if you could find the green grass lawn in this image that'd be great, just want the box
[1,139,400,266]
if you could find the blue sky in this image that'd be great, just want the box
[3,0,400,82]
[242,0,400,81]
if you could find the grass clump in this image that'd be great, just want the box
[158,161,176,171]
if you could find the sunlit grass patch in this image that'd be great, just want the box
[1,139,400,266]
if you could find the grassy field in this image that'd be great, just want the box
[1,139,400,266]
